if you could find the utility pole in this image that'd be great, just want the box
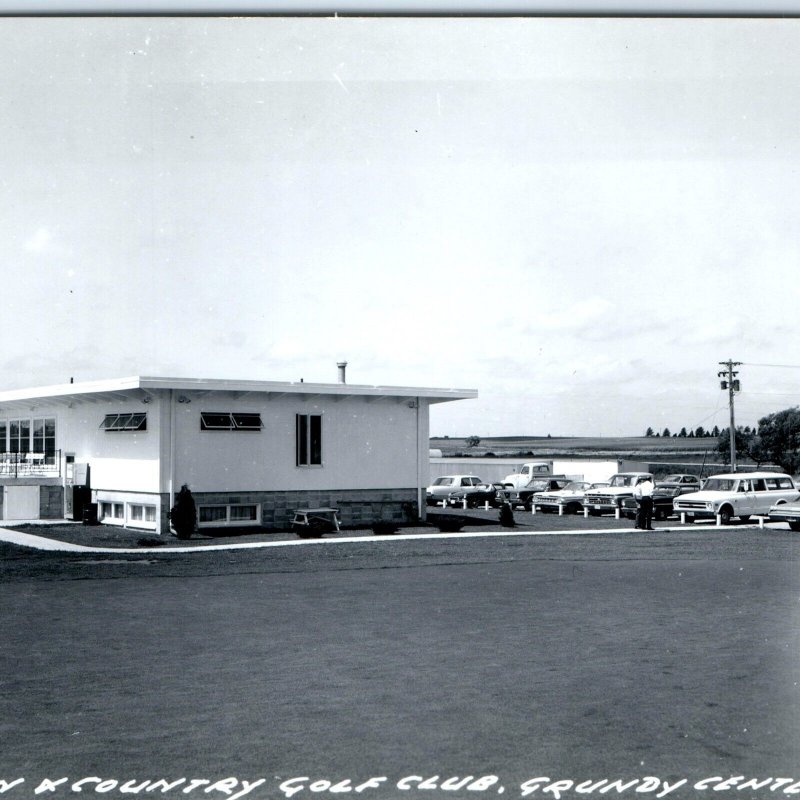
[718,359,741,471]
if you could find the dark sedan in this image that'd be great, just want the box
[447,482,507,508]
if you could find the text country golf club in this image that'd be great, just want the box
[6,775,800,799]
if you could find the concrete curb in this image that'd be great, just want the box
[0,521,781,555]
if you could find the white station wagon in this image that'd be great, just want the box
[673,471,797,524]
[426,474,485,505]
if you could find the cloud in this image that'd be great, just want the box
[23,227,55,254]
[534,298,614,333]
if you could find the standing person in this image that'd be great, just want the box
[633,475,655,530]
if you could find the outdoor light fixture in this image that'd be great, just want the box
[177,395,191,404]
[141,396,152,404]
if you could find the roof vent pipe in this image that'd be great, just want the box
[337,361,348,383]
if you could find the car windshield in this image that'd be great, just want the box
[702,478,737,492]
[662,475,683,483]
[432,477,454,486]
[562,482,587,491]
[526,480,550,491]
[609,475,638,487]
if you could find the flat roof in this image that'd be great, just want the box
[0,375,478,408]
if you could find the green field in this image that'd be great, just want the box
[431,434,720,459]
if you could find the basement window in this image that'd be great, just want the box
[101,413,147,432]
[200,412,263,431]
[101,502,124,520]
[198,504,261,527]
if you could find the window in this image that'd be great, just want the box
[0,417,56,458]
[229,505,258,522]
[129,504,157,526]
[32,418,56,464]
[9,419,30,453]
[296,414,322,466]
[101,413,147,432]
[199,506,228,523]
[101,502,124,520]
[198,504,260,527]
[200,412,263,431]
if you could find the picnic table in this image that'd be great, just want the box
[291,507,341,538]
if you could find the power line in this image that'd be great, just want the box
[743,362,800,369]
[737,391,799,398]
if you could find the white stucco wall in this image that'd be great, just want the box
[58,400,161,492]
[2,387,437,500]
[168,392,429,493]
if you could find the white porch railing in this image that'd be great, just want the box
[0,451,61,478]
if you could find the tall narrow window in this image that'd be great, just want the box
[0,421,6,454]
[9,419,30,453]
[33,418,56,463]
[296,413,322,466]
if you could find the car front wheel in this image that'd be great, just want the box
[718,506,733,525]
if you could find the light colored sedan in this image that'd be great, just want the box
[533,481,609,514]
[768,494,800,531]
[426,474,485,505]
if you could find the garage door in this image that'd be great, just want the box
[3,485,40,520]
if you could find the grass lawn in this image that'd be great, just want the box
[1,528,798,795]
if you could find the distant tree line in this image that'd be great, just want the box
[714,406,800,475]
[644,426,720,438]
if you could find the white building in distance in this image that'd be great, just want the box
[0,368,476,534]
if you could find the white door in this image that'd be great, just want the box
[3,485,40,520]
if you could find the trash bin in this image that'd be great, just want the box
[82,502,99,526]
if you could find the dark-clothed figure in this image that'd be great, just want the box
[169,484,197,539]
[499,499,516,528]
[633,476,655,530]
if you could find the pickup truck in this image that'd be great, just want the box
[502,461,553,491]
[582,472,654,516]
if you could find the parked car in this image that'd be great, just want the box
[620,474,701,521]
[426,475,485,505]
[673,472,797,524]
[767,495,800,531]
[532,481,608,514]
[514,476,573,511]
[583,472,654,515]
[447,482,507,508]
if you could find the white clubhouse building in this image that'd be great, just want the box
[0,369,476,533]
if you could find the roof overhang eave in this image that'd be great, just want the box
[0,376,478,407]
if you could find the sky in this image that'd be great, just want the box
[2,16,799,437]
